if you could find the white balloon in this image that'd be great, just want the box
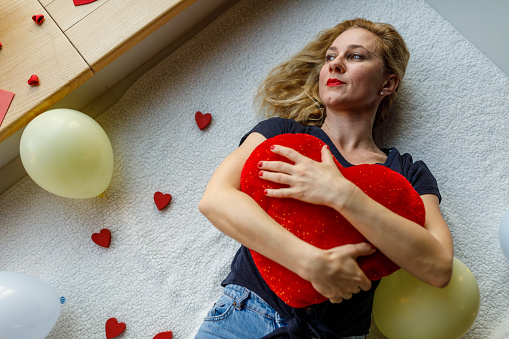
[0,272,61,339]
[500,209,509,259]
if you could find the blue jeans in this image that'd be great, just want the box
[194,284,367,339]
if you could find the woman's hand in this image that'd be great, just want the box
[304,242,376,303]
[258,144,354,209]
[257,143,373,302]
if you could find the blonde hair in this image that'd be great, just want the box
[255,18,410,127]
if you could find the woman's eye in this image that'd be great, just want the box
[325,54,335,62]
[348,53,364,60]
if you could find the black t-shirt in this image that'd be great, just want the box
[221,117,441,338]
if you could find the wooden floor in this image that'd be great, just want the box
[0,0,196,143]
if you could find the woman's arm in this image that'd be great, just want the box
[259,144,454,288]
[338,189,453,287]
[199,132,374,300]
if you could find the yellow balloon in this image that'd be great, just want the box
[373,257,480,339]
[20,108,114,199]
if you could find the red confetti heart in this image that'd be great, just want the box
[73,0,98,5]
[28,74,39,86]
[153,331,173,339]
[105,318,126,339]
[154,192,172,210]
[32,14,44,24]
[241,133,425,308]
[91,229,111,248]
[195,111,212,130]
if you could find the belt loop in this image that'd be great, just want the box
[233,287,250,310]
[275,312,287,327]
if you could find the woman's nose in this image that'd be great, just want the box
[329,58,345,73]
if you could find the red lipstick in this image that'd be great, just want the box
[327,78,344,86]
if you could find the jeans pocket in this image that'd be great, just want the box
[204,294,235,321]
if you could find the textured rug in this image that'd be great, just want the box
[1,0,509,337]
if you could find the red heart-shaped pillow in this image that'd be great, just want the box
[240,133,425,308]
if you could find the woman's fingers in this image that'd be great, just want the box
[258,159,294,174]
[346,243,376,291]
[269,144,334,165]
[320,144,335,165]
[329,284,364,304]
[330,286,362,303]
[259,170,292,186]
[308,244,375,304]
[260,143,347,205]
[269,144,304,162]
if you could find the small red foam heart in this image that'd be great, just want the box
[73,0,98,5]
[28,74,39,86]
[91,229,111,248]
[105,318,126,339]
[153,331,173,339]
[241,133,425,308]
[32,14,44,24]
[154,192,172,210]
[195,111,212,130]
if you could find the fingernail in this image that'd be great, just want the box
[270,145,275,150]
[264,189,268,195]
[257,161,263,168]
[258,171,263,177]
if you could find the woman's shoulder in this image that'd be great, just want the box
[385,148,441,201]
[258,117,307,131]
[385,148,429,175]
[240,117,314,145]
[385,148,427,170]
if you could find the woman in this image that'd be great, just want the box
[195,18,453,338]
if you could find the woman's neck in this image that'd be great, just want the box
[321,111,377,153]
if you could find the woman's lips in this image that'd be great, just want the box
[327,78,344,86]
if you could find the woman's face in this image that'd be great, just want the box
[319,28,387,113]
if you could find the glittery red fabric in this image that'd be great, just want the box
[240,133,425,308]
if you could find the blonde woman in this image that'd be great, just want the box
[195,18,453,339]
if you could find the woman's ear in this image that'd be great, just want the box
[381,74,399,95]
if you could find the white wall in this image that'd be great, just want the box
[424,0,509,76]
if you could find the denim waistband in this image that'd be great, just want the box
[223,284,286,323]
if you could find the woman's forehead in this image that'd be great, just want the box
[331,28,381,54]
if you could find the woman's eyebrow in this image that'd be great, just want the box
[326,44,380,59]
[347,44,370,52]
[327,44,370,52]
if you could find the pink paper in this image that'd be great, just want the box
[0,89,15,128]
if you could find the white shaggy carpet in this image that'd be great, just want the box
[1,0,509,337]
